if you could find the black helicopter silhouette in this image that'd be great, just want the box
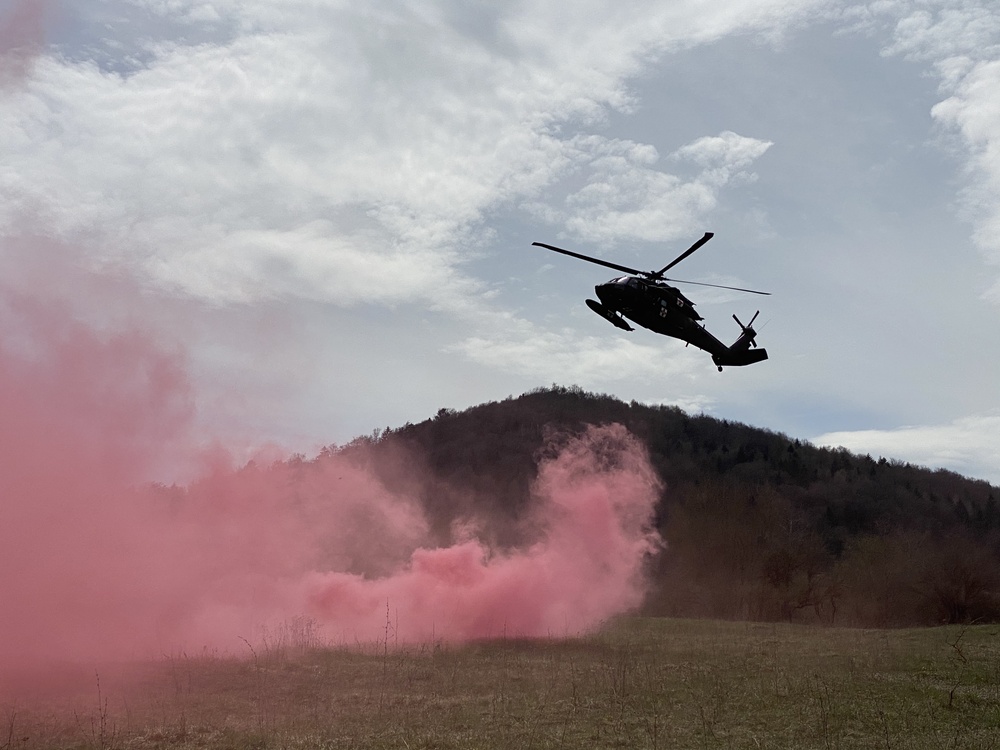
[532,232,769,371]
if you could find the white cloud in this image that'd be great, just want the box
[535,132,772,245]
[814,411,1000,484]
[857,0,1000,297]
[673,131,774,173]
[0,0,826,314]
[456,334,702,384]
[930,58,1000,290]
[450,311,704,385]
[2,4,541,306]
[647,394,718,414]
[882,2,1000,61]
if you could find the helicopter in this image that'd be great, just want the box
[532,232,769,371]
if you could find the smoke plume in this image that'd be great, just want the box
[0,0,48,87]
[0,288,663,678]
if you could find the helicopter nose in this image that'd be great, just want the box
[595,282,613,305]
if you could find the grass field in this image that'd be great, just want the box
[4,618,1000,749]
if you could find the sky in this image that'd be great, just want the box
[2,0,1000,484]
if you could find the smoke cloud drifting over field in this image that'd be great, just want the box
[0,292,662,677]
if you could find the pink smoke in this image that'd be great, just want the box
[0,291,663,679]
[0,0,49,87]
[305,424,663,641]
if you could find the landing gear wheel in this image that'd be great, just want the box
[717,365,723,372]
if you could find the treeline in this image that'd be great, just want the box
[334,385,1000,627]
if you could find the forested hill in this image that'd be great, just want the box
[339,385,1000,627]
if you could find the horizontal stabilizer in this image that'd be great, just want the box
[712,348,768,369]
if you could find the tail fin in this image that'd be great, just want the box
[712,311,768,370]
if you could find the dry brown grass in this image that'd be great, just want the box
[4,617,1000,749]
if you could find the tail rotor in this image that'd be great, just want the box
[732,310,760,347]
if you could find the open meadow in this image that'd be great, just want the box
[4,618,999,750]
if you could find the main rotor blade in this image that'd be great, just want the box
[532,242,643,276]
[653,232,714,277]
[664,278,771,295]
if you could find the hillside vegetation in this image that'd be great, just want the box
[337,386,1000,628]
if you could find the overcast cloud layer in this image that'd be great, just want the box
[2,0,999,483]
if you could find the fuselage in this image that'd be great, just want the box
[594,276,729,356]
